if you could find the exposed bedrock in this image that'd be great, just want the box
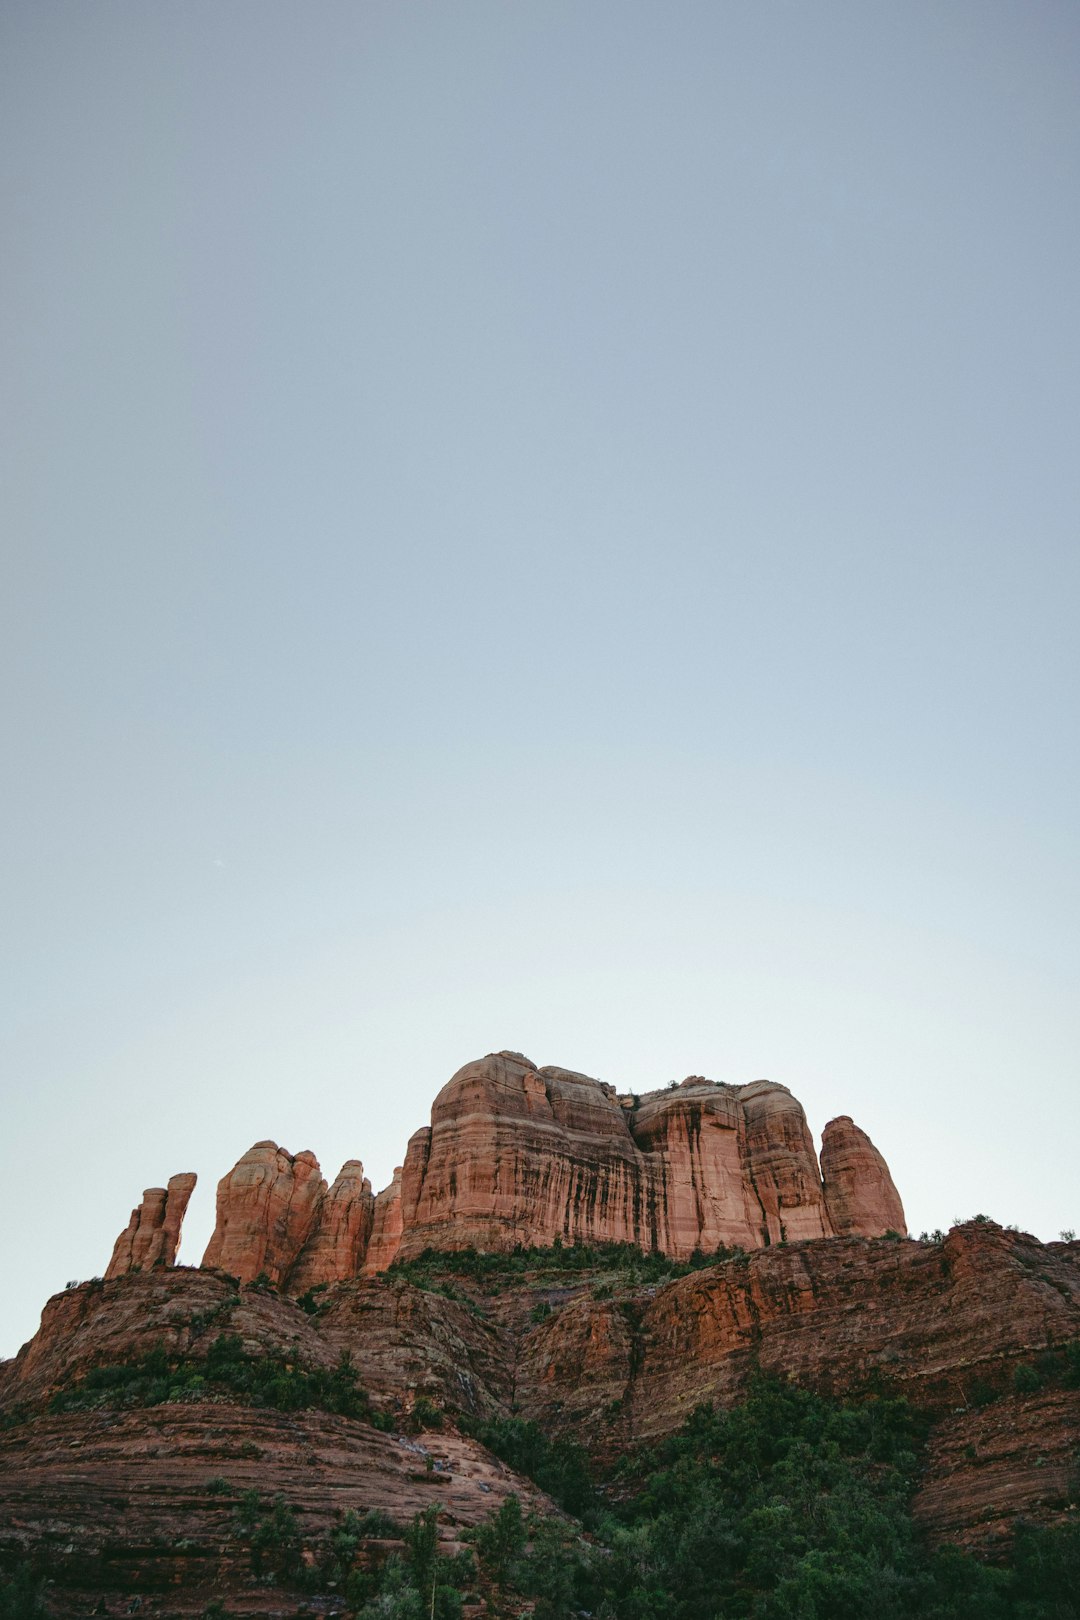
[288,1159,375,1292]
[821,1113,907,1237]
[107,1050,906,1287]
[388,1051,895,1265]
[201,1141,327,1286]
[105,1172,197,1279]
[7,1223,1077,1559]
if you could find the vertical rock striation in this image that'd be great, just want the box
[106,1051,906,1287]
[363,1168,406,1276]
[105,1173,197,1278]
[387,1053,849,1265]
[201,1142,326,1286]
[289,1160,375,1292]
[821,1114,907,1237]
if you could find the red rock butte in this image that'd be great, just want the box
[107,1050,906,1289]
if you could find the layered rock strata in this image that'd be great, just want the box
[201,1141,327,1286]
[386,1052,899,1264]
[200,1142,380,1290]
[287,1159,375,1293]
[4,1222,1077,1573]
[106,1050,906,1288]
[105,1172,197,1278]
[821,1113,907,1236]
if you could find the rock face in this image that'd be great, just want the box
[3,1221,1077,1594]
[364,1166,405,1275]
[105,1172,196,1278]
[202,1142,326,1286]
[386,1052,892,1265]
[201,1144,379,1290]
[0,1272,554,1620]
[512,1222,1080,1549]
[112,1050,906,1288]
[821,1114,907,1237]
[288,1160,374,1293]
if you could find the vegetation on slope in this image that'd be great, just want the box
[6,1376,1077,1618]
[48,1333,388,1424]
[387,1237,746,1290]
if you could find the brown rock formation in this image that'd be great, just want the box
[364,1165,405,1275]
[104,1172,196,1278]
[201,1141,326,1286]
[387,1052,854,1264]
[513,1221,1080,1548]
[288,1159,375,1293]
[3,1221,1077,1583]
[631,1079,756,1250]
[0,1272,554,1620]
[111,1051,906,1287]
[821,1113,907,1237]
[391,1054,652,1262]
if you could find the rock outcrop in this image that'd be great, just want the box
[288,1160,375,1293]
[112,1050,906,1288]
[201,1144,380,1290]
[512,1222,1080,1549]
[385,1052,890,1265]
[821,1113,907,1237]
[364,1166,405,1275]
[105,1172,196,1278]
[4,1221,1077,1592]
[201,1142,326,1286]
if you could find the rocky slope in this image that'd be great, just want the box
[5,1049,1074,1613]
[2,1220,1077,1614]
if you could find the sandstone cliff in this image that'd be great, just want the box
[821,1112,907,1237]
[201,1142,381,1290]
[110,1050,905,1289]
[385,1051,899,1265]
[201,1140,327,1286]
[105,1172,197,1278]
[287,1159,375,1293]
[4,1220,1077,1595]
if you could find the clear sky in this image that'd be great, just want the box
[3,1,1078,1360]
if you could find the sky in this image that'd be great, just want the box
[2,1,1078,1361]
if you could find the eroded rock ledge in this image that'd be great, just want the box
[105,1049,905,1288]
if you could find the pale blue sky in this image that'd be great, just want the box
[3,1,1078,1358]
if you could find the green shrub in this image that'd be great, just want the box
[232,1490,301,1580]
[387,1239,736,1293]
[296,1283,329,1315]
[1012,1363,1042,1395]
[49,1337,375,1423]
[1064,1340,1080,1389]
[409,1396,443,1432]
[0,1563,47,1620]
[968,1378,998,1407]
[459,1414,596,1521]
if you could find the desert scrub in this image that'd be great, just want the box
[50,1335,376,1422]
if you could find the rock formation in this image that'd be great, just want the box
[364,1166,405,1275]
[109,1050,906,1288]
[288,1160,375,1293]
[821,1113,907,1237]
[4,1220,1078,1593]
[105,1172,196,1278]
[202,1141,326,1286]
[384,1052,894,1265]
